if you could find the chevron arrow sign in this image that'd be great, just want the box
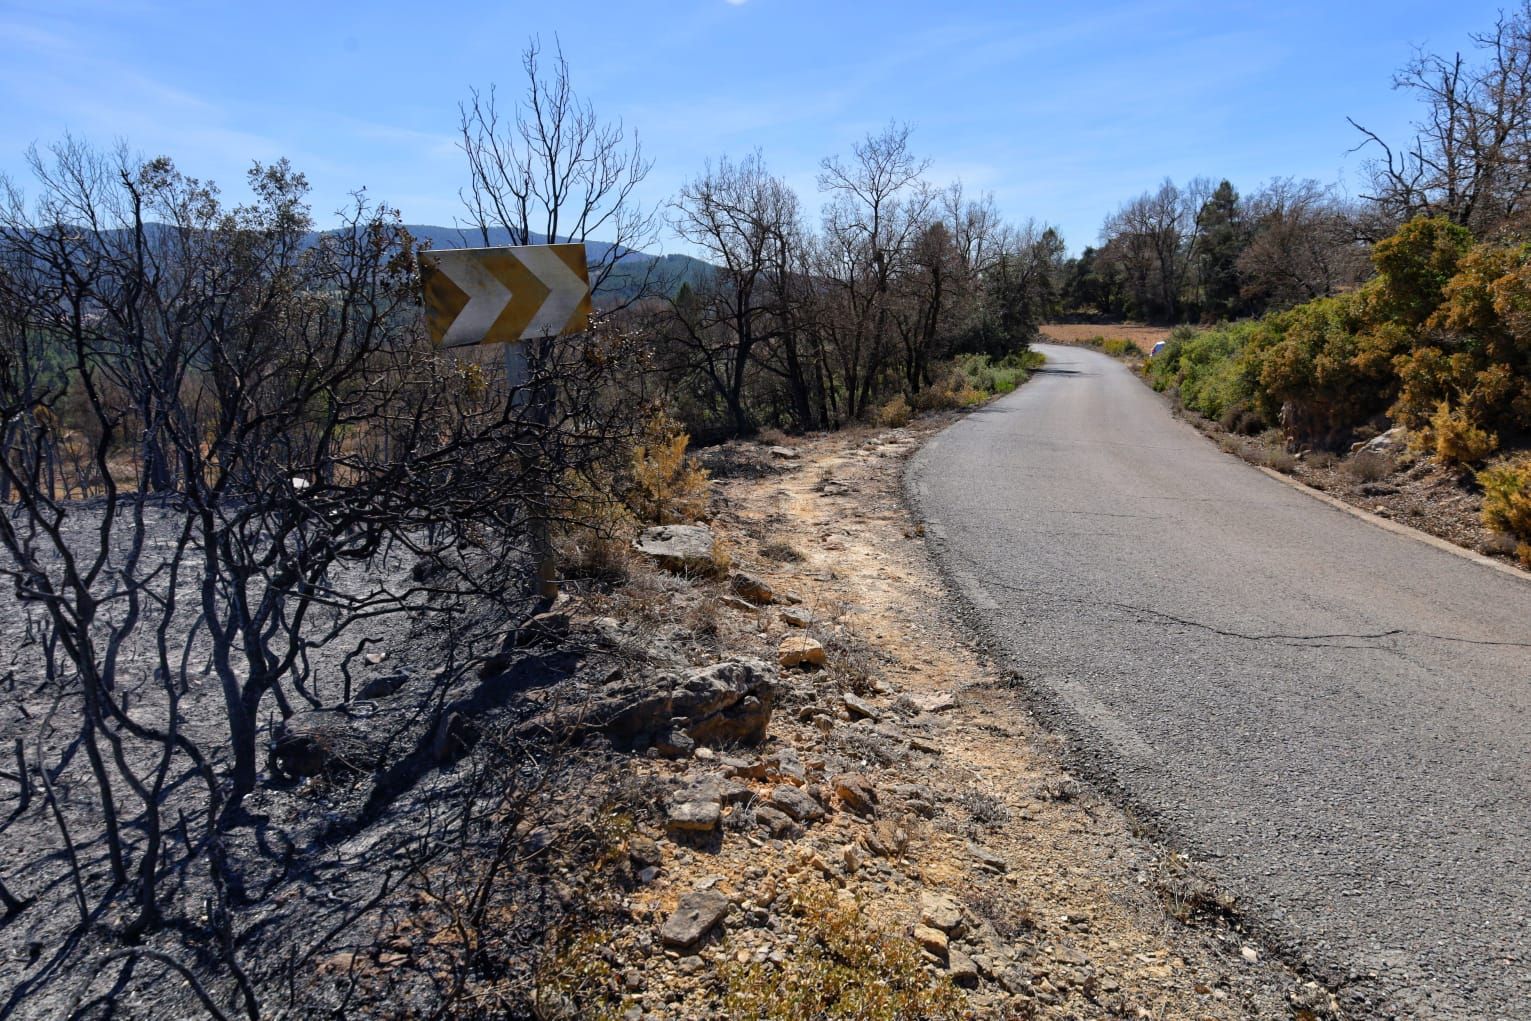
[418,243,593,348]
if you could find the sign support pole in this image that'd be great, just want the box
[505,340,559,604]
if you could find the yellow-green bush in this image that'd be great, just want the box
[1479,458,1531,565]
[1152,216,1531,456]
[876,393,912,427]
[553,411,711,581]
[1421,401,1499,464]
[628,411,711,525]
[1099,336,1135,357]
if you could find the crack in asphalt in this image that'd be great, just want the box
[974,574,1531,651]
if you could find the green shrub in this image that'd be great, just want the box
[1147,216,1531,456]
[1147,321,1265,425]
[1478,458,1531,565]
[1099,336,1135,357]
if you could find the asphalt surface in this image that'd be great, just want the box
[908,343,1531,1019]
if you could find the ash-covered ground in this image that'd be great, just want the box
[0,500,596,1019]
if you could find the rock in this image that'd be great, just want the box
[780,606,816,628]
[766,746,807,784]
[842,693,879,721]
[1052,945,1089,967]
[913,924,949,960]
[753,804,797,837]
[319,951,359,975]
[720,595,758,612]
[667,801,721,834]
[833,773,878,816]
[769,785,825,823]
[947,948,980,987]
[968,843,1009,873]
[778,636,826,669]
[660,890,731,949]
[432,710,477,762]
[719,778,753,806]
[1241,945,1260,964]
[655,728,696,759]
[920,892,964,934]
[1352,426,1404,454]
[581,659,775,750]
[768,446,801,460]
[357,671,410,701]
[730,572,774,605]
[628,836,663,869]
[673,774,751,808]
[864,821,909,859]
[912,691,956,713]
[634,524,719,575]
[721,755,768,779]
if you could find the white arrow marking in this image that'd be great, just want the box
[436,253,513,348]
[515,246,589,338]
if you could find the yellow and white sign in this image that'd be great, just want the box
[418,243,592,348]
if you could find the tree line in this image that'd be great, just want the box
[1067,2,1531,326]
[644,133,1062,439]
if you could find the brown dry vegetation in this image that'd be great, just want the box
[1040,322,1173,353]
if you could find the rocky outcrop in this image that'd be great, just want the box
[633,525,718,575]
[562,659,775,751]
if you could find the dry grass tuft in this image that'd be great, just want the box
[721,884,965,1021]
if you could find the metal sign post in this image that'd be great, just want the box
[418,243,593,602]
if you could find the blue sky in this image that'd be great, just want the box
[0,0,1508,253]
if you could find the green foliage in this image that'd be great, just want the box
[1149,216,1531,455]
[1479,458,1531,565]
[1147,321,1265,425]
[721,886,966,1021]
[1195,180,1245,321]
[1368,217,1473,327]
[951,350,1044,396]
[911,350,1043,412]
[1098,336,1135,357]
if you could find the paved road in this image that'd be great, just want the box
[908,344,1531,1019]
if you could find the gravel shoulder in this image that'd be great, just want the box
[683,419,1334,1017]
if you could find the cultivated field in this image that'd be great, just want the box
[1039,322,1173,353]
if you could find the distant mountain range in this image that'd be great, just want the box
[397,224,712,301]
